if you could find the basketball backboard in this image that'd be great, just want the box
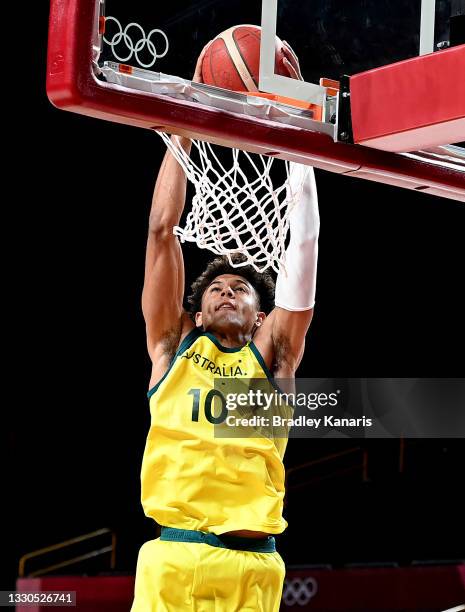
[47,0,465,201]
[97,0,457,101]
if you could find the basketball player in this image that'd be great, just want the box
[132,42,319,611]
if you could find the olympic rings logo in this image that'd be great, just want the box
[103,17,169,69]
[283,577,318,607]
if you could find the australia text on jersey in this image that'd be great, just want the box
[182,348,247,376]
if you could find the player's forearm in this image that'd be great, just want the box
[149,136,192,233]
[275,163,320,311]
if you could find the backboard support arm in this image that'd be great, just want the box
[259,0,327,106]
[420,0,436,55]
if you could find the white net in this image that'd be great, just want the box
[158,133,309,274]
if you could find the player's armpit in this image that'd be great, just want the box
[271,306,314,374]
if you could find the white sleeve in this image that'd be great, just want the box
[274,162,320,311]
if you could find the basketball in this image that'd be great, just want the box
[201,25,299,92]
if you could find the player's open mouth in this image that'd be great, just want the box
[216,302,236,311]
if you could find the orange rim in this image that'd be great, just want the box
[242,91,322,121]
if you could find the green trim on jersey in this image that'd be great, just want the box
[203,332,245,353]
[249,341,285,396]
[147,329,282,398]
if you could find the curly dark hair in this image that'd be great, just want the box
[187,254,275,319]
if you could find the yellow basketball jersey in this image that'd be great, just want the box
[141,328,289,535]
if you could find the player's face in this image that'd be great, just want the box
[199,274,260,334]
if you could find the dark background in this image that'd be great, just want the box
[4,0,464,591]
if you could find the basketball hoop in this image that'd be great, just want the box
[158,133,310,274]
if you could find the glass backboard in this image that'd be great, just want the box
[99,0,455,103]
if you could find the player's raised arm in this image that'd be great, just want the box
[142,136,191,361]
[254,42,319,376]
[271,162,319,373]
[142,46,210,362]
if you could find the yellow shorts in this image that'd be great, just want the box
[131,528,286,612]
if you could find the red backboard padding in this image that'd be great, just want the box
[351,45,465,152]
